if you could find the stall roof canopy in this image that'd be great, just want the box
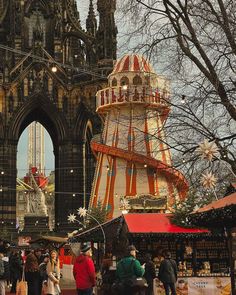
[124,213,208,234]
[194,192,236,213]
[69,213,209,243]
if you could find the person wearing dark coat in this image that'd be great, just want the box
[34,249,44,265]
[143,254,156,295]
[158,252,177,295]
[9,250,23,293]
[25,253,40,295]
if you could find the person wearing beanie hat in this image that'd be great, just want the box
[73,243,96,295]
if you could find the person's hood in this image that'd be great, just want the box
[75,254,87,263]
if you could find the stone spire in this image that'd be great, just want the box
[96,0,117,62]
[86,0,97,36]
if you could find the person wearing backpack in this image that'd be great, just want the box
[0,253,10,295]
[116,245,145,295]
[158,251,177,295]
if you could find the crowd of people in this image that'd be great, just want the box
[83,243,177,295]
[0,239,178,295]
[0,241,61,295]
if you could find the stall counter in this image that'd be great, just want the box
[154,276,231,295]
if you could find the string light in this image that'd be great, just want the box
[0,45,217,102]
[0,44,107,79]
[51,65,57,73]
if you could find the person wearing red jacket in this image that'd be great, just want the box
[73,243,96,295]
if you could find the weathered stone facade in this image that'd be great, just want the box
[0,0,117,232]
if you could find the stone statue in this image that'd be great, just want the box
[36,187,48,216]
[26,172,48,216]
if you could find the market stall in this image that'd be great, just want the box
[70,213,231,294]
[189,191,236,295]
[123,213,230,295]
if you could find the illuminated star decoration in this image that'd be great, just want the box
[200,172,217,189]
[196,139,219,162]
[77,207,87,218]
[67,213,77,223]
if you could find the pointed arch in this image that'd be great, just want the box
[73,102,94,142]
[8,93,69,145]
[25,0,52,16]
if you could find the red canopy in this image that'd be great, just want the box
[194,192,236,213]
[124,213,208,234]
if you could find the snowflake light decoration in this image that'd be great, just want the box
[68,213,77,223]
[77,207,87,218]
[200,172,217,189]
[196,139,219,162]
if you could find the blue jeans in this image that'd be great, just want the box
[77,288,93,295]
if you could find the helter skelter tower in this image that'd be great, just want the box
[28,122,45,174]
[90,54,188,218]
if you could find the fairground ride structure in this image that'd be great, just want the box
[90,54,188,218]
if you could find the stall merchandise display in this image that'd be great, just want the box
[135,237,230,277]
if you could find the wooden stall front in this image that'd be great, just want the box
[190,191,236,295]
[70,213,231,294]
[123,213,231,295]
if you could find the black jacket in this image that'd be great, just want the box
[158,258,177,283]
[9,254,22,280]
[144,261,156,284]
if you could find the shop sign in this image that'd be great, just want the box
[18,236,31,246]
[188,277,231,295]
[154,277,231,295]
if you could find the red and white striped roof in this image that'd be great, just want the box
[111,54,154,74]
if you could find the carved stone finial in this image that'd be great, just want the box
[33,12,44,45]
[96,0,117,61]
[86,0,97,36]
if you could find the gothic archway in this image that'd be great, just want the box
[4,92,95,230]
